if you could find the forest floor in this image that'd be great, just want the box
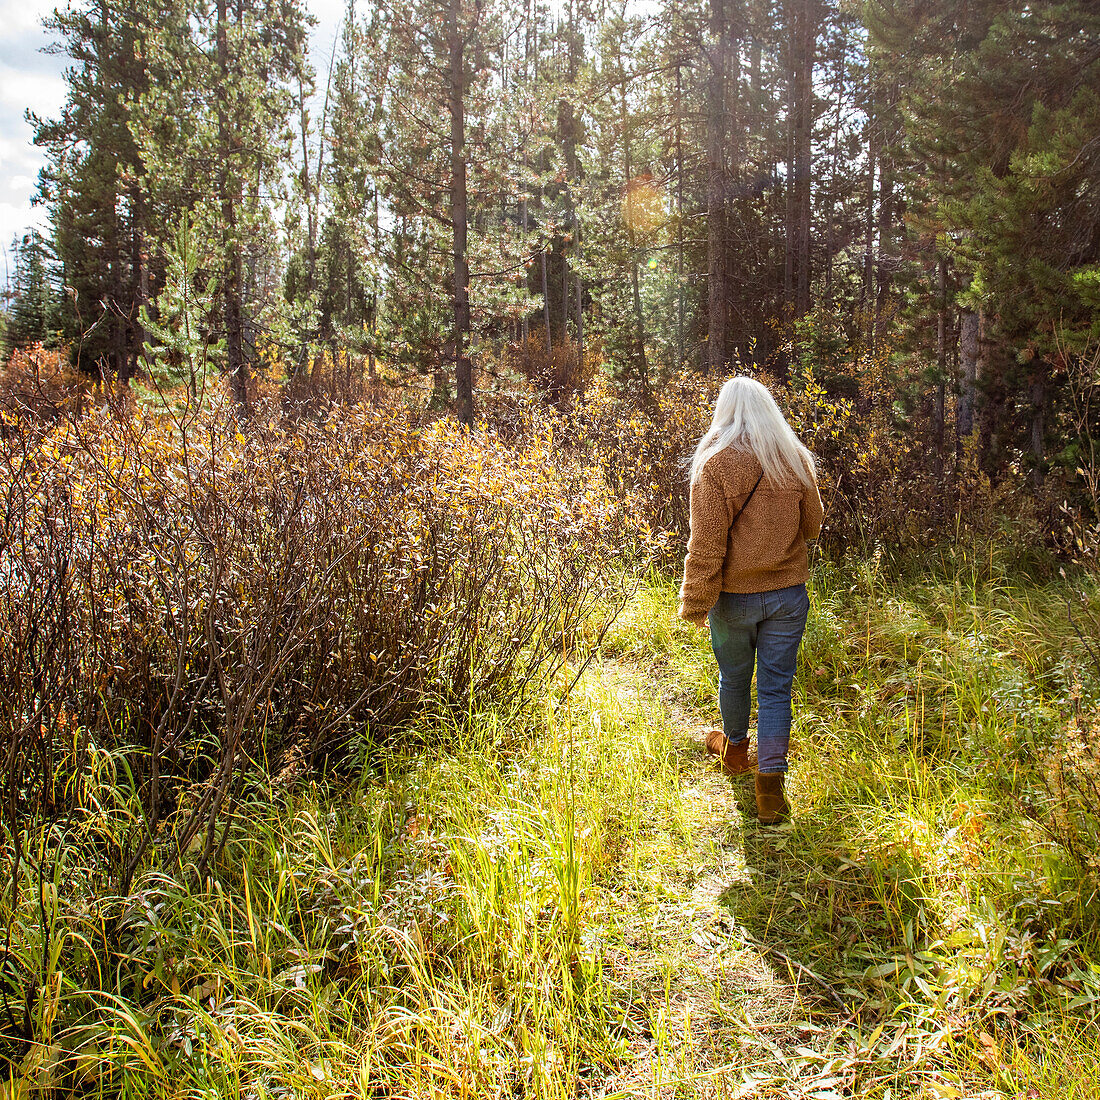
[21,562,1100,1099]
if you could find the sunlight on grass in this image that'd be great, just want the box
[4,562,1100,1096]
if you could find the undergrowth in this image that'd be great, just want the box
[5,556,1100,1097]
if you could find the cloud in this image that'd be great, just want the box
[0,1,65,244]
[0,199,48,251]
[0,0,51,37]
[0,68,67,116]
[0,129,48,246]
[0,25,69,76]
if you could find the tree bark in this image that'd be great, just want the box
[299,74,317,302]
[957,308,980,450]
[933,255,947,482]
[1029,371,1046,484]
[541,243,552,350]
[129,180,146,383]
[676,55,685,370]
[783,0,794,313]
[707,0,729,373]
[447,0,473,427]
[861,79,876,351]
[217,0,248,415]
[621,86,649,396]
[794,0,814,319]
[824,36,844,294]
[978,341,1001,481]
[874,82,898,343]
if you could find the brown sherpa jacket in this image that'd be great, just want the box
[677,447,824,626]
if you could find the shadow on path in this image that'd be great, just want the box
[715,775,939,1027]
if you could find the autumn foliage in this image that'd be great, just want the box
[0,380,655,891]
[0,327,1085,906]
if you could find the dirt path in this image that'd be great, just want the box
[585,662,847,1099]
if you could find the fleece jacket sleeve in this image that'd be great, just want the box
[677,466,732,626]
[800,475,824,540]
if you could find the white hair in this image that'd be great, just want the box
[689,376,816,488]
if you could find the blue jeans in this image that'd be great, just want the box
[707,584,810,774]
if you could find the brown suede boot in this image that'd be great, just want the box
[755,772,790,825]
[704,729,752,776]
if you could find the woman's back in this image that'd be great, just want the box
[678,445,823,625]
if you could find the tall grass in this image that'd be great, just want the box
[601,561,1100,1097]
[5,557,1100,1096]
[2,674,684,1096]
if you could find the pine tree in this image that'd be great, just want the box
[869,0,1100,477]
[3,231,62,355]
[131,0,312,411]
[32,0,152,377]
[364,0,546,421]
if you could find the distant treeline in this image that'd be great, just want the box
[3,0,1100,482]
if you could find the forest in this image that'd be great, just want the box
[2,0,1100,1095]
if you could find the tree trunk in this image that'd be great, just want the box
[783,0,795,313]
[824,37,844,294]
[794,0,814,319]
[217,0,248,415]
[874,82,898,342]
[541,243,552,350]
[676,57,685,370]
[933,255,947,482]
[447,0,473,426]
[299,75,317,302]
[978,343,1002,481]
[861,80,876,351]
[561,0,579,346]
[576,262,584,381]
[621,86,649,395]
[1029,372,1046,484]
[707,0,729,373]
[957,308,979,450]
[129,181,146,383]
[521,0,530,347]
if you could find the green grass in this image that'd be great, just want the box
[5,561,1100,1098]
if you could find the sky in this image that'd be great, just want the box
[0,0,348,278]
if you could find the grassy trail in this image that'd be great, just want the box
[579,657,840,1099]
[565,648,947,1100]
[549,570,1100,1098]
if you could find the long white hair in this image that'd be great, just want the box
[689,376,816,487]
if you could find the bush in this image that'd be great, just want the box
[0,392,652,911]
[481,369,713,559]
[0,345,92,425]
[487,338,1038,568]
[503,332,595,411]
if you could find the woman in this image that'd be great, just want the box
[678,377,823,825]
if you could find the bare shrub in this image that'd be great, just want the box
[503,333,595,410]
[0,345,92,426]
[281,349,370,416]
[0,392,650,916]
